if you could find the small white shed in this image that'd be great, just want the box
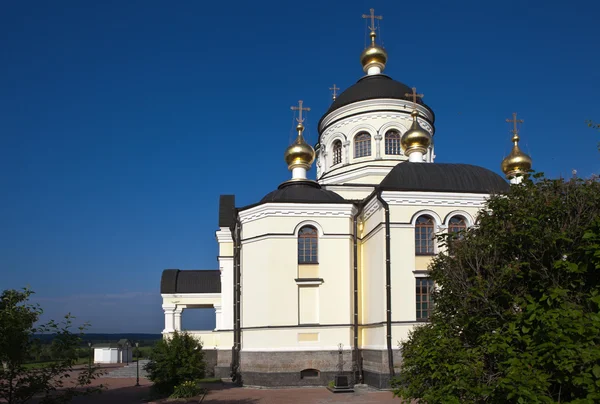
[92,340,133,364]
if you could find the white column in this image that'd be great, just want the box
[408,151,424,162]
[162,304,176,334]
[214,305,222,331]
[367,66,381,75]
[343,140,350,165]
[292,166,307,179]
[374,133,382,159]
[216,227,234,330]
[510,176,523,185]
[174,306,183,331]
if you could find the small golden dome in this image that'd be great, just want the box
[284,126,315,170]
[401,110,432,155]
[501,134,532,177]
[360,31,387,73]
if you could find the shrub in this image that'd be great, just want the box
[144,331,206,395]
[169,381,205,399]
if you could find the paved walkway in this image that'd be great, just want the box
[102,359,149,378]
[201,386,400,403]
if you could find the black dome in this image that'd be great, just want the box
[318,74,434,132]
[260,180,347,204]
[379,163,509,194]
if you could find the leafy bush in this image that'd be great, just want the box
[392,174,600,403]
[144,331,206,395]
[169,381,205,399]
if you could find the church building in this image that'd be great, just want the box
[159,9,532,389]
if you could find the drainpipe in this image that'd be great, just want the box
[230,215,242,382]
[376,191,394,378]
[352,203,364,384]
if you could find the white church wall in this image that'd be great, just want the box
[241,326,352,351]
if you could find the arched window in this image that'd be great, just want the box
[415,216,435,255]
[385,130,401,155]
[332,140,342,166]
[354,132,371,158]
[448,216,467,233]
[298,226,318,264]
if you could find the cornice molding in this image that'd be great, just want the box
[381,191,488,207]
[238,203,357,224]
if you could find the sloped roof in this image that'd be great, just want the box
[379,163,509,194]
[160,269,221,294]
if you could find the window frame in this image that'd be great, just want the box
[353,132,372,158]
[448,216,467,234]
[298,225,318,264]
[384,129,402,155]
[332,140,342,166]
[416,277,434,322]
[415,215,435,255]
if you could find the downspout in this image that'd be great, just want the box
[352,203,364,384]
[376,191,394,378]
[230,215,242,382]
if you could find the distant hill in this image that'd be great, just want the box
[35,333,162,347]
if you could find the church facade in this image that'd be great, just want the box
[159,10,532,389]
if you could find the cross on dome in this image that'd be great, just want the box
[506,112,524,139]
[362,8,382,33]
[291,100,310,124]
[405,87,424,110]
[329,84,340,101]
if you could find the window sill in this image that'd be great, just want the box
[415,253,436,256]
[298,262,319,265]
[295,278,324,285]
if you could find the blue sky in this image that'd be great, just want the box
[1,0,598,333]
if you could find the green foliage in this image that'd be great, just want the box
[144,331,206,395]
[392,174,600,403]
[0,288,103,404]
[169,381,205,399]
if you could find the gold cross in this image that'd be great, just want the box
[329,84,340,101]
[506,112,524,134]
[362,8,382,32]
[291,100,310,123]
[405,87,424,106]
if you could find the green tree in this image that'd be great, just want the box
[0,288,103,404]
[144,331,206,395]
[392,174,600,403]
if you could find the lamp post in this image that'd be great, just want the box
[135,342,140,386]
[125,342,129,365]
[87,342,92,372]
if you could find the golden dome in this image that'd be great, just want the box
[501,133,532,177]
[284,123,315,170]
[401,110,432,155]
[360,31,387,73]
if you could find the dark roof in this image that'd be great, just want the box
[259,180,347,204]
[318,74,434,132]
[160,269,221,294]
[379,163,509,194]
[218,195,236,228]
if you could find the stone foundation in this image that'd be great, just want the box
[206,348,400,389]
[240,350,354,387]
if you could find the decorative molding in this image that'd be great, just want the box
[241,233,352,245]
[362,197,381,221]
[295,278,324,285]
[241,346,354,352]
[161,293,222,299]
[215,228,233,243]
[239,203,356,224]
[443,210,475,226]
[381,191,488,207]
[319,166,393,185]
[320,99,434,133]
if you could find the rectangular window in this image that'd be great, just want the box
[299,286,319,324]
[298,237,318,263]
[416,278,434,321]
